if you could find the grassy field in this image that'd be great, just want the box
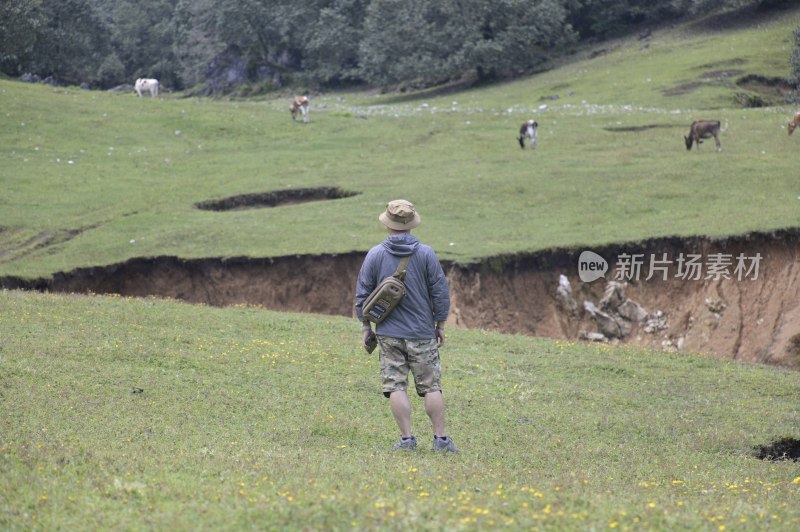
[1,290,799,530]
[2,6,800,278]
[2,5,800,530]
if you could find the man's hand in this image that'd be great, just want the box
[435,327,445,347]
[363,327,377,353]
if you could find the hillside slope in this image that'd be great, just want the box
[2,6,800,279]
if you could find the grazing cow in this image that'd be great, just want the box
[135,78,159,98]
[291,95,309,123]
[518,119,538,150]
[787,112,800,136]
[684,120,721,151]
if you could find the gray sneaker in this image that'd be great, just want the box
[393,436,417,451]
[432,436,459,453]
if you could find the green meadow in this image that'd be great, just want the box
[1,291,799,530]
[2,5,800,530]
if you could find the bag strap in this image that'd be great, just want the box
[392,255,412,281]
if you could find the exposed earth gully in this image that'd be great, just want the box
[3,229,799,369]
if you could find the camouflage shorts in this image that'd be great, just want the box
[377,336,442,397]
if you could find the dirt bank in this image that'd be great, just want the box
[447,230,800,369]
[3,229,799,369]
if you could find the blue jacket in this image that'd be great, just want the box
[355,233,450,339]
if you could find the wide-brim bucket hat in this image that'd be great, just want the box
[379,199,421,230]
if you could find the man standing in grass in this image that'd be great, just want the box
[355,199,458,453]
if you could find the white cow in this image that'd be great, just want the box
[135,78,159,98]
[518,119,538,150]
[291,95,309,123]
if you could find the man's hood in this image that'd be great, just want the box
[381,233,420,256]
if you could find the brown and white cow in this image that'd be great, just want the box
[518,119,538,150]
[684,120,721,151]
[291,95,309,123]
[134,78,159,98]
[787,112,800,136]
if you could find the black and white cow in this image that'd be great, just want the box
[518,120,538,150]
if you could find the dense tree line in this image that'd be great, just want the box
[0,0,793,93]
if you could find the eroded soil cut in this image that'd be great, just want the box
[195,187,359,211]
[3,229,800,369]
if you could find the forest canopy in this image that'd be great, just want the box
[0,0,794,93]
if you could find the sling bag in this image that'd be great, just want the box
[363,254,412,324]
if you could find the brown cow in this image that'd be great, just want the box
[291,95,309,123]
[684,120,721,151]
[787,112,800,136]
